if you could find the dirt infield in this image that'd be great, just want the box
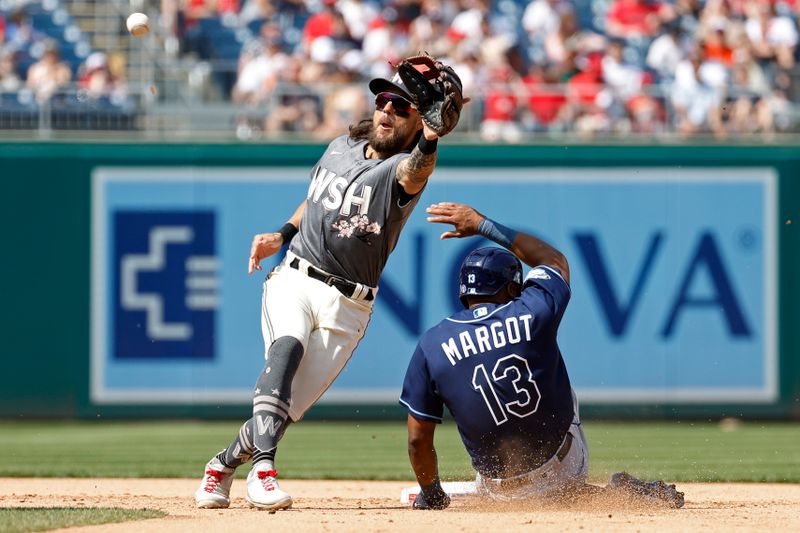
[2,478,799,532]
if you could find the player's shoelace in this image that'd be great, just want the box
[257,469,279,491]
[203,469,225,493]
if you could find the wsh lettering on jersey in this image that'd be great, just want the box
[114,211,218,360]
[307,166,372,216]
[308,166,383,241]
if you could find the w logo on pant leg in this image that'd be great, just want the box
[256,415,283,437]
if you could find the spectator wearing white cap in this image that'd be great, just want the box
[78,52,126,100]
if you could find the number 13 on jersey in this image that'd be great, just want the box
[471,354,542,426]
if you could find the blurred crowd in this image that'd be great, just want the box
[159,0,800,139]
[2,0,799,138]
[0,6,128,105]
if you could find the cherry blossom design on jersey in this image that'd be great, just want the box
[331,214,382,244]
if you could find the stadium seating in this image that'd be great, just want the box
[1,0,798,135]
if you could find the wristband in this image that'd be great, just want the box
[477,217,517,249]
[417,136,438,155]
[278,222,298,244]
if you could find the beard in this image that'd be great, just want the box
[348,117,421,155]
[367,124,411,155]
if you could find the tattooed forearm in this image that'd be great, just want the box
[401,146,437,185]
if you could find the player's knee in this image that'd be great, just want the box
[268,336,304,370]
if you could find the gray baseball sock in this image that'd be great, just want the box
[250,336,304,469]
[216,418,255,469]
[216,417,294,470]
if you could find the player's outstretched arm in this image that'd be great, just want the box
[248,200,307,274]
[426,202,569,283]
[396,129,439,196]
[407,414,450,510]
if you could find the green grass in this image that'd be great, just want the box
[0,508,165,533]
[0,420,798,482]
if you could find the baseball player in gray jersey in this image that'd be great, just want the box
[195,56,464,511]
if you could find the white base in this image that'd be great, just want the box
[400,481,477,504]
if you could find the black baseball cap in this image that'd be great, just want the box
[369,72,413,101]
[368,59,439,101]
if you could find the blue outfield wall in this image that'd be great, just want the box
[1,142,799,419]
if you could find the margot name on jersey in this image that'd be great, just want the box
[441,312,534,366]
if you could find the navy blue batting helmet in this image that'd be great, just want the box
[459,247,523,308]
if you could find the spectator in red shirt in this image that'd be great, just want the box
[480,63,523,142]
[605,0,666,39]
[626,76,666,134]
[183,0,217,24]
[565,51,613,135]
[703,24,734,66]
[567,52,605,108]
[302,0,337,50]
[216,0,240,13]
[523,64,567,127]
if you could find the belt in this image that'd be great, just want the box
[288,257,375,301]
[490,432,574,489]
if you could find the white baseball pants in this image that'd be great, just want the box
[475,390,589,500]
[260,261,375,422]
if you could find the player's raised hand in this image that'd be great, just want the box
[248,232,284,274]
[426,202,485,239]
[421,122,440,142]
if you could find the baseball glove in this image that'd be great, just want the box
[397,53,464,137]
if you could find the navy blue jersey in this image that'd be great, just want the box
[400,265,574,479]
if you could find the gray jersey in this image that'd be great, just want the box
[289,135,424,287]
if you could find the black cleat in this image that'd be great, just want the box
[609,472,685,508]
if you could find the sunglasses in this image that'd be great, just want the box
[375,92,414,118]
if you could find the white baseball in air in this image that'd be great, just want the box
[126,12,150,37]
